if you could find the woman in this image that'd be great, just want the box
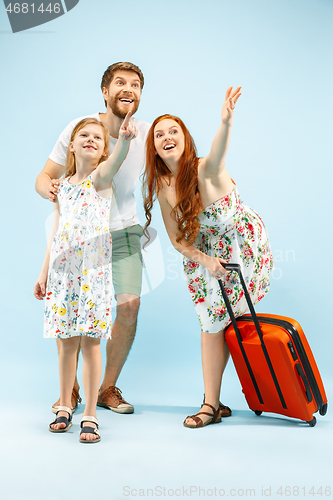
[143,88,273,428]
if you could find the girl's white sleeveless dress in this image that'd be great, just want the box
[44,173,112,339]
[183,185,273,333]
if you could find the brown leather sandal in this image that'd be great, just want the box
[219,402,232,418]
[202,394,232,417]
[183,403,221,429]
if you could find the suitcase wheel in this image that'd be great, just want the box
[307,416,317,427]
[254,410,262,416]
[319,403,328,416]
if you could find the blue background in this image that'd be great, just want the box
[0,1,332,499]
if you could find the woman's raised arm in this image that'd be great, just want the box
[202,86,241,178]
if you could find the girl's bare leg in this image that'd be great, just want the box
[56,338,81,391]
[184,329,230,426]
[51,336,81,430]
[80,337,102,442]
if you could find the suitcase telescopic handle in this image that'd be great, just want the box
[219,263,288,410]
[221,263,264,343]
[222,263,241,272]
[218,268,265,405]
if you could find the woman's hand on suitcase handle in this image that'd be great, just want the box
[206,257,229,279]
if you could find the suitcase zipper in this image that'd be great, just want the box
[237,316,324,411]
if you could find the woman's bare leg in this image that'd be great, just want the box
[184,329,230,426]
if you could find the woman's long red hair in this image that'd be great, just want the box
[142,114,202,245]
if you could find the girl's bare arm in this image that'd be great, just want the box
[93,112,137,190]
[34,199,60,300]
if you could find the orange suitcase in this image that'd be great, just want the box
[220,264,328,426]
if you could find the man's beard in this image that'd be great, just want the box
[108,92,140,119]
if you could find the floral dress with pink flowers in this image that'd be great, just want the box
[183,184,273,334]
[44,173,112,339]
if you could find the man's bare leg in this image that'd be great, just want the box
[100,293,140,391]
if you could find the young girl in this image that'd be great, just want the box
[142,87,273,428]
[34,114,137,443]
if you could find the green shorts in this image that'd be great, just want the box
[111,224,143,298]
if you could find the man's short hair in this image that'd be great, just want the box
[101,62,144,93]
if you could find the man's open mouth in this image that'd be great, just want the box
[119,98,134,104]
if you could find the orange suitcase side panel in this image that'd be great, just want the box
[225,315,327,423]
[258,313,327,404]
[218,264,327,425]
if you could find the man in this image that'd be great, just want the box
[35,62,150,414]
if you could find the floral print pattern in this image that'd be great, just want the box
[44,173,112,339]
[183,185,273,333]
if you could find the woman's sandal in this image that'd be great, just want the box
[202,394,232,417]
[219,402,232,418]
[49,406,72,433]
[183,403,221,429]
[79,416,101,444]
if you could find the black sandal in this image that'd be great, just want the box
[49,405,72,433]
[79,416,101,444]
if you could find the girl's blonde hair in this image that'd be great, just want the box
[65,118,110,177]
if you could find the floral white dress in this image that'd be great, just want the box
[183,184,273,333]
[44,173,112,339]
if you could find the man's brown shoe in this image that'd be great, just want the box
[52,387,82,414]
[97,386,134,414]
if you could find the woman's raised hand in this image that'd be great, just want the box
[119,112,138,141]
[221,86,242,124]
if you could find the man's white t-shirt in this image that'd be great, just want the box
[49,114,151,231]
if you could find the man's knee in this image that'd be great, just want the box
[116,296,140,324]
